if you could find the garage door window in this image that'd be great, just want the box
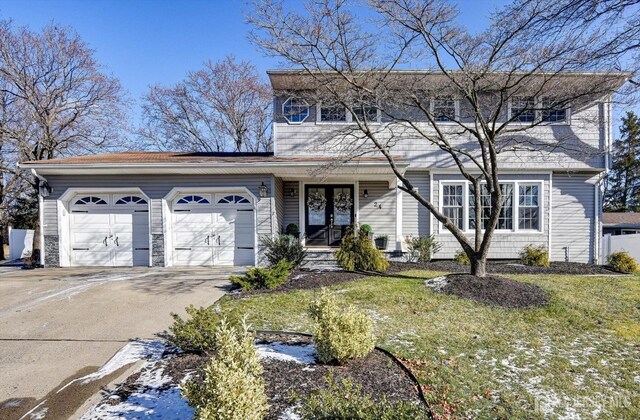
[217,195,251,205]
[176,195,210,205]
[115,195,147,205]
[74,196,108,205]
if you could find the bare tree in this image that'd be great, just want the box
[0,20,129,261]
[140,55,272,153]
[249,0,638,276]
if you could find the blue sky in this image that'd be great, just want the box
[0,0,632,134]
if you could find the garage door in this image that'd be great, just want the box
[70,195,149,267]
[172,193,255,266]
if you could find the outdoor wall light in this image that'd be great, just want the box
[259,182,268,198]
[38,182,52,197]
[363,189,368,198]
[289,188,295,197]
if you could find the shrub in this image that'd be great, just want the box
[180,318,268,420]
[335,225,389,272]
[260,234,306,267]
[519,244,550,267]
[297,375,425,419]
[454,249,471,265]
[405,234,442,263]
[229,259,293,290]
[167,305,242,354]
[607,251,639,274]
[360,224,373,235]
[285,223,299,236]
[308,289,375,364]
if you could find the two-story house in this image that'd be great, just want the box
[21,70,627,268]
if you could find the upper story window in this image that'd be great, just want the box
[353,102,379,122]
[541,98,567,122]
[319,103,347,122]
[511,96,536,122]
[282,97,310,124]
[432,97,457,122]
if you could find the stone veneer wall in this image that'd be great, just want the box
[152,234,165,267]
[44,235,60,267]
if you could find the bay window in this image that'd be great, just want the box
[440,181,542,232]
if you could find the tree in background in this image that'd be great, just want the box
[140,55,272,153]
[605,111,640,212]
[250,0,639,276]
[0,20,128,261]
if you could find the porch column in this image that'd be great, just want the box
[395,182,403,251]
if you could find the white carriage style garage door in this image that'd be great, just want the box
[69,194,150,266]
[172,193,255,266]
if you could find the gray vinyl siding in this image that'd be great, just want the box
[43,200,58,236]
[272,99,606,170]
[551,173,596,263]
[283,181,300,230]
[43,174,276,266]
[274,177,284,235]
[432,173,550,259]
[358,181,396,250]
[402,172,430,239]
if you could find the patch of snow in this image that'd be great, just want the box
[58,340,165,393]
[256,342,316,364]
[82,387,192,420]
[279,404,302,420]
[19,400,46,420]
[24,406,47,420]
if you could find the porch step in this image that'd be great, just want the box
[303,250,340,271]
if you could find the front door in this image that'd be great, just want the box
[305,185,354,246]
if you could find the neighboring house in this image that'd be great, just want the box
[602,212,640,235]
[20,71,626,268]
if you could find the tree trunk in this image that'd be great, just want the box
[470,255,487,277]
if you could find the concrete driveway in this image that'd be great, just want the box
[0,266,236,418]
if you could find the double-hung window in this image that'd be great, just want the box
[440,181,540,232]
[442,184,464,229]
[468,184,514,230]
[319,103,347,122]
[433,97,456,122]
[518,184,540,230]
[511,96,536,122]
[540,98,567,122]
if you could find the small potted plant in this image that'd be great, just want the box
[374,234,388,250]
[359,224,373,240]
[285,223,300,240]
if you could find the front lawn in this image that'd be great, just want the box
[219,270,640,418]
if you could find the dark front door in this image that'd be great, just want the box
[305,185,354,246]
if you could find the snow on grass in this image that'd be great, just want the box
[82,387,192,420]
[256,342,316,364]
[59,340,165,393]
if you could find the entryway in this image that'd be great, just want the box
[304,184,354,246]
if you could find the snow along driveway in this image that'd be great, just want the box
[0,266,238,418]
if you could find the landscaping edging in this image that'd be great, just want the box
[253,329,434,419]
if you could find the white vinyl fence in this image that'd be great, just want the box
[601,233,640,265]
[8,227,34,260]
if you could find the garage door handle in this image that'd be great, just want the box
[175,247,191,250]
[205,235,210,245]
[103,237,109,246]
[114,236,119,246]
[217,235,221,245]
[73,248,90,251]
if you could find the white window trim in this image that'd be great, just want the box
[315,102,381,125]
[282,97,310,125]
[430,97,460,124]
[438,180,544,235]
[508,96,571,125]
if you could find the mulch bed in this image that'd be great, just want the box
[436,274,549,309]
[389,260,621,275]
[160,332,427,419]
[230,269,367,298]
